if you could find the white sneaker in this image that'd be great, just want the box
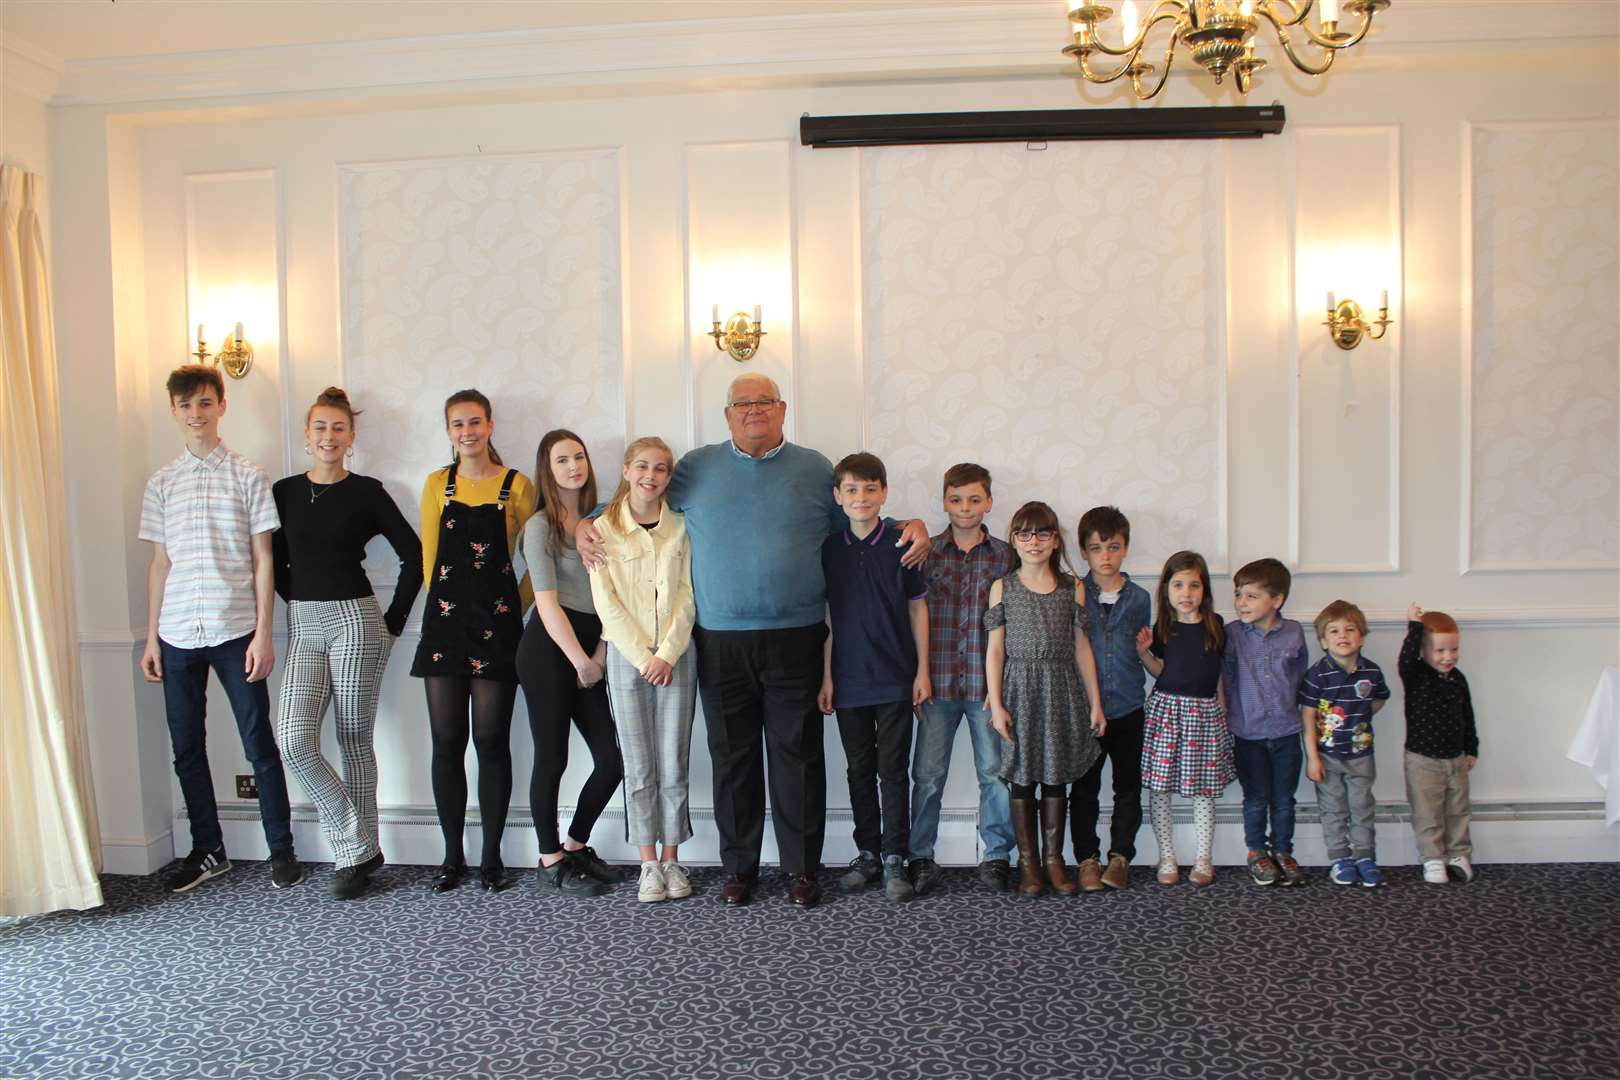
[637,860,667,903]
[661,860,691,899]
[1446,855,1476,883]
[1422,859,1448,884]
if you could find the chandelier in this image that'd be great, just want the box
[1063,0,1391,100]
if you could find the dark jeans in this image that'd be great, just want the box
[694,624,827,877]
[1072,708,1145,861]
[159,632,293,854]
[835,700,913,858]
[1233,733,1303,854]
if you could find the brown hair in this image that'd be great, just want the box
[1421,610,1460,637]
[1078,505,1130,548]
[1314,599,1369,641]
[532,429,598,558]
[443,388,504,467]
[1153,550,1225,654]
[1233,557,1291,605]
[834,452,887,488]
[942,462,992,497]
[1005,501,1075,587]
[603,436,675,526]
[166,364,225,403]
[306,386,361,427]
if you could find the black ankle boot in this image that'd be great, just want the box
[536,857,609,897]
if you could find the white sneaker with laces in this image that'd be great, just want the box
[1446,855,1476,883]
[637,860,667,903]
[1422,859,1448,884]
[661,861,691,899]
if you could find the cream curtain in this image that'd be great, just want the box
[1,164,103,916]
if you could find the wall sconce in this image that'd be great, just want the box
[1324,291,1392,351]
[709,305,766,362]
[191,322,255,378]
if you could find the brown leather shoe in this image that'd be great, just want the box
[1077,856,1105,893]
[1011,798,1045,897]
[1040,796,1078,896]
[719,873,757,907]
[1100,853,1130,890]
[1189,859,1215,887]
[788,872,822,908]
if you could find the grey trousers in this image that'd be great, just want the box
[1315,753,1376,861]
[606,643,698,847]
[1403,750,1473,860]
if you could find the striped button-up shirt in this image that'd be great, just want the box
[139,443,280,649]
[924,526,1014,703]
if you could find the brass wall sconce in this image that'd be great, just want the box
[192,322,255,378]
[709,305,766,362]
[1324,291,1392,350]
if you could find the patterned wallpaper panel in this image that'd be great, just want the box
[339,151,624,557]
[860,142,1226,569]
[1470,124,1619,568]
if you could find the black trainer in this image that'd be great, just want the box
[537,857,610,897]
[882,856,915,902]
[566,846,619,884]
[164,847,231,893]
[838,851,882,893]
[330,851,384,901]
[269,847,306,889]
[910,857,942,896]
[976,858,1011,893]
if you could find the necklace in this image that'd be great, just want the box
[308,472,347,503]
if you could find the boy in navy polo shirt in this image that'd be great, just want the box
[818,452,930,902]
[1299,600,1390,887]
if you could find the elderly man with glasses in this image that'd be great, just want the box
[579,373,929,907]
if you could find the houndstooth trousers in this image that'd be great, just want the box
[275,597,393,867]
[605,644,698,847]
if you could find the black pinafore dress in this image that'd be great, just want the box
[410,463,525,683]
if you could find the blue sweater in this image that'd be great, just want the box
[666,441,844,631]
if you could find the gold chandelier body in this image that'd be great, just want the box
[1063,0,1390,101]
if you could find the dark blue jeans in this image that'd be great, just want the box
[160,632,293,854]
[1232,734,1302,855]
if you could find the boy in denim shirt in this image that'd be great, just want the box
[1070,507,1152,891]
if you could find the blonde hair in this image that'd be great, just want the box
[603,436,676,525]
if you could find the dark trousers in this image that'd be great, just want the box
[835,700,914,858]
[1233,733,1303,854]
[694,624,827,877]
[1071,707,1145,862]
[159,632,293,854]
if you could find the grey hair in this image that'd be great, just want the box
[726,373,782,405]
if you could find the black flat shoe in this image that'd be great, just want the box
[477,864,513,892]
[430,862,465,894]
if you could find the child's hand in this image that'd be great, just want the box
[913,672,932,707]
[990,705,1014,744]
[1465,755,1477,771]
[1135,626,1153,653]
[1306,757,1325,783]
[817,675,834,715]
[1407,601,1424,622]
[1089,702,1106,736]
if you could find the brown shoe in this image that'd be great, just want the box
[1189,858,1215,887]
[1040,796,1078,896]
[1100,854,1130,890]
[788,872,822,908]
[718,873,757,907]
[1011,798,1045,897]
[1077,857,1105,893]
[1155,858,1180,885]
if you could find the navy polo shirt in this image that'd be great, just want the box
[821,520,928,709]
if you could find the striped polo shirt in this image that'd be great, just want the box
[1297,653,1390,759]
[139,443,280,649]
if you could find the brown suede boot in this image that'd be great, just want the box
[1011,798,1045,897]
[1041,796,1078,896]
[1100,853,1131,890]
[1077,856,1105,893]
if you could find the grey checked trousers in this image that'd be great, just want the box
[605,644,697,846]
[275,597,393,867]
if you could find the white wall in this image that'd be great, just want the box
[1,81,49,175]
[42,19,1620,872]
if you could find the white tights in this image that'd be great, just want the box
[1149,791,1216,864]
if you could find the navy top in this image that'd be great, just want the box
[1149,620,1223,699]
[822,520,928,709]
[1298,654,1390,759]
[1397,621,1478,759]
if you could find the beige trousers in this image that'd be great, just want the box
[1403,750,1473,860]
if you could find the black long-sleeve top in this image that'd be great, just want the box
[272,473,422,636]
[1397,620,1478,759]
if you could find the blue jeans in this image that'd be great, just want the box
[160,632,294,854]
[1232,734,1302,854]
[909,698,1013,862]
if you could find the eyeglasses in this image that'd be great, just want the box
[1013,529,1057,542]
[726,397,781,413]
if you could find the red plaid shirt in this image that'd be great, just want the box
[924,526,1014,703]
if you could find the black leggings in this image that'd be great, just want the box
[424,674,518,868]
[1009,782,1068,800]
[515,608,623,856]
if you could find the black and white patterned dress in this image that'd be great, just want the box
[986,573,1100,786]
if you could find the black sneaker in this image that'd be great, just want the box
[329,852,384,901]
[976,858,1011,893]
[838,851,882,893]
[909,857,941,896]
[883,856,915,902]
[163,847,231,893]
[537,858,610,897]
[270,847,306,889]
[566,846,619,884]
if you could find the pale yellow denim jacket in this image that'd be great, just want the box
[588,500,696,669]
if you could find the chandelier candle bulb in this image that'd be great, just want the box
[1326,292,1336,311]
[233,322,243,343]
[1380,289,1389,310]
[1320,0,1340,23]
[196,323,203,344]
[1122,0,1139,42]
[753,305,762,323]
[711,304,720,324]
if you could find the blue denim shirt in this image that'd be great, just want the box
[1081,572,1151,719]
[1222,617,1308,741]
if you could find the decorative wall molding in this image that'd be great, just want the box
[0,32,63,102]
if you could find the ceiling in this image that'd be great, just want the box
[0,0,994,63]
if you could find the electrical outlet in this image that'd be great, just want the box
[236,774,258,799]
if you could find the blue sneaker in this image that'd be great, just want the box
[1329,858,1357,886]
[1355,857,1385,888]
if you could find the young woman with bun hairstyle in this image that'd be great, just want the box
[271,387,422,900]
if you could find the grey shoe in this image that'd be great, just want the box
[909,857,941,896]
[839,851,882,893]
[883,855,914,902]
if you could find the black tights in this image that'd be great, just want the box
[1009,782,1068,800]
[424,675,518,869]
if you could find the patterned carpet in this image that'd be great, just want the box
[3,861,1618,1079]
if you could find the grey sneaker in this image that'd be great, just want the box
[661,861,692,899]
[883,855,914,902]
[164,848,231,893]
[637,860,667,903]
[839,851,882,893]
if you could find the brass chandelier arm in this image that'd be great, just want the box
[1131,31,1178,99]
[1079,3,1186,58]
[1303,8,1378,49]
[1077,44,1148,83]
[1267,19,1338,76]
[1258,0,1311,28]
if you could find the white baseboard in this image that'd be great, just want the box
[100,830,175,876]
[166,799,1619,872]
